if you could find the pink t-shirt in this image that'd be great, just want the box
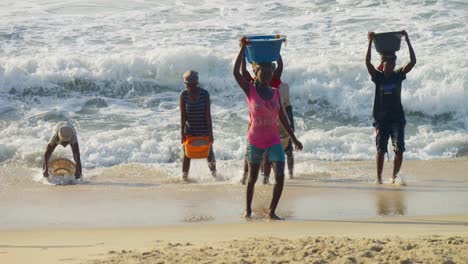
[246,83,281,148]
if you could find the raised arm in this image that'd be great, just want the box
[71,142,82,179]
[366,32,376,79]
[179,92,187,144]
[401,30,416,74]
[233,37,251,96]
[42,143,57,177]
[272,54,283,81]
[241,52,254,83]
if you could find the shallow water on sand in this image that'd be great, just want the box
[1,158,467,229]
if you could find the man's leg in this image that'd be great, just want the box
[207,147,216,177]
[268,161,285,220]
[241,157,249,185]
[376,151,385,184]
[245,162,260,218]
[262,152,271,184]
[285,139,294,179]
[375,127,389,184]
[245,143,264,218]
[391,124,405,183]
[182,155,190,181]
[393,152,403,182]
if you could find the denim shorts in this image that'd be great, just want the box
[376,123,405,154]
[246,142,285,164]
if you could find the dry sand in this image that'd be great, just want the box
[90,236,467,264]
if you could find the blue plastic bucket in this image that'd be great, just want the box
[245,35,286,63]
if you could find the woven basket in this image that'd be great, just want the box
[48,158,76,176]
[245,35,286,63]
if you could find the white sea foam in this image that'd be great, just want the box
[1,0,467,177]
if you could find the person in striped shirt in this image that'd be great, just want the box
[179,70,216,181]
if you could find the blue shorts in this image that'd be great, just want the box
[247,142,285,164]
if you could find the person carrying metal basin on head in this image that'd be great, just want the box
[366,30,416,184]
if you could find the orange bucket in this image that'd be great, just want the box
[184,136,211,159]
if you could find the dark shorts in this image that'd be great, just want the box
[375,123,405,154]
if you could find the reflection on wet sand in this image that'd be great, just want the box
[376,189,407,216]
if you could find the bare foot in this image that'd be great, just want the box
[392,177,406,186]
[375,177,383,184]
[244,210,252,218]
[266,212,284,220]
[182,173,188,182]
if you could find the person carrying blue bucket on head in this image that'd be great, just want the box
[240,55,296,184]
[366,30,416,184]
[179,70,216,181]
[240,54,282,184]
[234,36,302,220]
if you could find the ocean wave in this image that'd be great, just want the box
[1,50,466,127]
[0,0,467,167]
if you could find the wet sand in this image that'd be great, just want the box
[0,157,467,263]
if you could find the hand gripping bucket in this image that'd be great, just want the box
[245,35,286,63]
[184,136,211,159]
[373,32,403,53]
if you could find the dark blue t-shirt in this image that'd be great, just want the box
[372,68,406,127]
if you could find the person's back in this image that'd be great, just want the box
[181,88,210,137]
[43,121,82,179]
[48,121,78,147]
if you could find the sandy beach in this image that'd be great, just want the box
[2,0,467,263]
[1,215,467,263]
[1,158,467,263]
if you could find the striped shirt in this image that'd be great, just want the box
[181,88,210,136]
